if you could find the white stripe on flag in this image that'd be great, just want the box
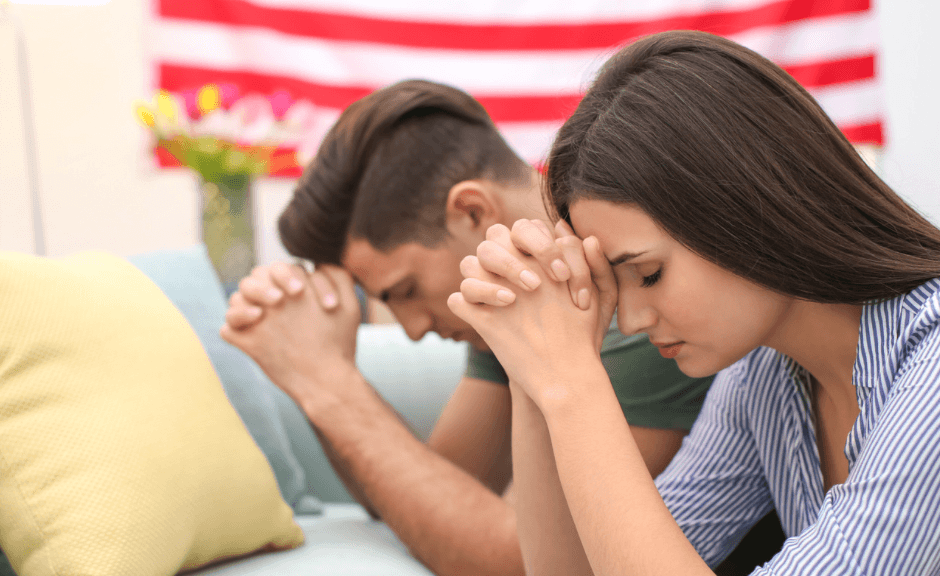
[730,11,878,65]
[809,78,882,127]
[153,11,877,96]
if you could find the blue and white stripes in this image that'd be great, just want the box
[655,278,940,575]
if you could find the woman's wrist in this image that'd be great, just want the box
[525,352,611,416]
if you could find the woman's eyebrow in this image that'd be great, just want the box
[608,251,648,266]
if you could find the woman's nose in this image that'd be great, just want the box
[616,289,656,336]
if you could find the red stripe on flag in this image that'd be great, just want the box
[785,55,875,87]
[840,121,883,145]
[156,121,884,177]
[158,0,871,52]
[159,56,874,125]
[159,64,582,122]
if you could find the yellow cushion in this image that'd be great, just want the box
[0,251,304,575]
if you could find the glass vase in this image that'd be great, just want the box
[200,173,256,295]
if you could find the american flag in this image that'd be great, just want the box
[150,0,883,177]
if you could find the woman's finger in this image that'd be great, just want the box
[476,240,542,291]
[447,291,479,326]
[485,223,513,244]
[532,219,556,241]
[510,219,571,282]
[459,277,517,306]
[554,218,577,239]
[583,236,619,347]
[556,235,593,310]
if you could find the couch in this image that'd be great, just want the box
[0,245,468,576]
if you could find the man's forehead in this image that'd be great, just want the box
[341,238,411,294]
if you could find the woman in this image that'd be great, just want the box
[447,31,940,575]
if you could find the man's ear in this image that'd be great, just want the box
[445,180,502,241]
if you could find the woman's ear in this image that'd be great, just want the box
[445,180,502,242]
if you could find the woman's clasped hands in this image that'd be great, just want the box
[447,218,618,405]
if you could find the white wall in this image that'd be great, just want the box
[1,1,196,258]
[875,0,940,223]
[1,0,937,261]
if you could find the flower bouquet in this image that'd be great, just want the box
[135,85,323,292]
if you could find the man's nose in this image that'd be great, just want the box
[399,310,434,342]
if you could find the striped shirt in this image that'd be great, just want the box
[655,278,940,575]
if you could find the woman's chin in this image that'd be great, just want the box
[673,354,719,379]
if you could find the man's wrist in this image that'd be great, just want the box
[289,362,369,420]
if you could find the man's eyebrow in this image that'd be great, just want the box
[608,251,648,267]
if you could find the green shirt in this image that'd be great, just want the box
[465,324,712,430]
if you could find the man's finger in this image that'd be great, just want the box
[238,272,285,306]
[224,291,264,329]
[270,261,306,295]
[309,270,340,310]
[317,265,360,311]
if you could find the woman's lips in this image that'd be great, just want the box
[655,342,684,359]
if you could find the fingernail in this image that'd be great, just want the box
[496,289,516,304]
[578,288,591,310]
[322,293,337,308]
[520,270,541,289]
[267,288,283,300]
[551,259,570,281]
[289,278,303,293]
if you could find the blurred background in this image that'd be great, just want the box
[1,0,937,272]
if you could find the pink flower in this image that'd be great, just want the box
[269,90,293,120]
[229,94,276,143]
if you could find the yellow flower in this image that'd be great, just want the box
[155,90,179,124]
[135,103,156,128]
[197,85,221,115]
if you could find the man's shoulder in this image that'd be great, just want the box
[464,344,509,386]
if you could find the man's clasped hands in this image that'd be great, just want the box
[221,219,617,411]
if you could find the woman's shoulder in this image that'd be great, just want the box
[899,278,940,327]
[897,277,940,361]
[714,347,793,396]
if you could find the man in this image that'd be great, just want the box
[221,79,714,576]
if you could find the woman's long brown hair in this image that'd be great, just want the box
[547,31,940,304]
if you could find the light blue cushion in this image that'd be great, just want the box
[127,245,315,511]
[274,325,469,503]
[129,245,469,506]
[192,505,433,575]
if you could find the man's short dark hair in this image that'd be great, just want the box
[278,79,532,265]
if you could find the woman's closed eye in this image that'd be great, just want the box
[640,268,662,288]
